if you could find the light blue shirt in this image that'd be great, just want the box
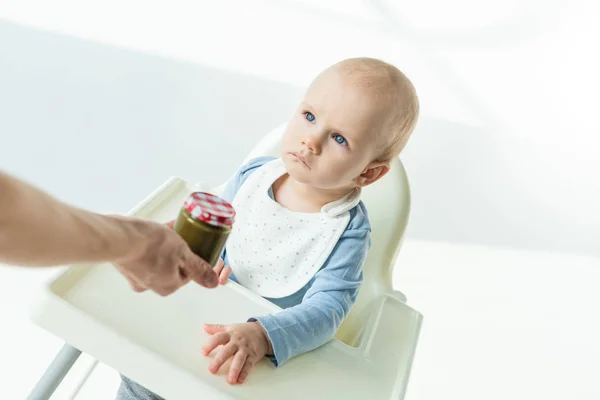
[221,157,371,366]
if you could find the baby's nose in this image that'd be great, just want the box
[302,132,323,154]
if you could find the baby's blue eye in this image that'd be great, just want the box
[333,134,348,146]
[305,112,316,123]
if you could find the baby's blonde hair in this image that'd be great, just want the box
[333,57,419,161]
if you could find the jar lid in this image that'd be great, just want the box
[183,192,236,228]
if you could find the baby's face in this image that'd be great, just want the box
[281,70,389,192]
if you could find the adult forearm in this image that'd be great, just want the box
[0,170,218,295]
[0,171,140,266]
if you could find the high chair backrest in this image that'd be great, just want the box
[242,123,411,346]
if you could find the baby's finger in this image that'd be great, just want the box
[219,265,232,284]
[202,332,230,356]
[237,360,254,384]
[204,324,227,334]
[208,343,237,374]
[165,220,175,229]
[228,351,248,384]
[213,258,224,276]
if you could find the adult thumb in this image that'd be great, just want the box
[186,253,219,288]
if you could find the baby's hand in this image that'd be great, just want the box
[213,258,232,285]
[202,322,272,384]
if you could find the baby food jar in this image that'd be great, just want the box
[173,192,235,267]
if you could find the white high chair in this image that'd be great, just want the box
[28,123,422,400]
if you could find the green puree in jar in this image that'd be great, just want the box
[174,192,236,267]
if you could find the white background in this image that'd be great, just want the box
[0,0,599,399]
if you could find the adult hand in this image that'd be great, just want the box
[0,170,218,296]
[114,217,219,296]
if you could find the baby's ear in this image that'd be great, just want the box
[355,162,390,187]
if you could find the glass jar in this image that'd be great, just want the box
[173,192,235,267]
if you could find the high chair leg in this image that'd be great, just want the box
[27,343,81,400]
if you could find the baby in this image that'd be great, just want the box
[117,57,419,399]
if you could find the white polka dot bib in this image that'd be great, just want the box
[226,158,362,298]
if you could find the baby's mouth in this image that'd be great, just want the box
[289,152,311,169]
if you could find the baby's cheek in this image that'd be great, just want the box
[322,162,353,183]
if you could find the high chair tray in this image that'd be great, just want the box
[30,177,421,400]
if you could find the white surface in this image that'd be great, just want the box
[0,0,599,256]
[395,243,600,400]
[30,177,421,400]
[5,244,600,399]
[1,1,599,399]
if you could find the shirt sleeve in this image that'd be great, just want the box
[251,225,371,367]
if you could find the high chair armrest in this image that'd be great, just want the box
[361,291,422,398]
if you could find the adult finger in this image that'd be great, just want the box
[151,273,184,297]
[202,332,230,356]
[129,279,148,293]
[175,265,186,280]
[208,343,237,374]
[152,284,180,297]
[116,265,148,293]
[184,252,218,288]
[228,351,248,384]
[237,360,254,384]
